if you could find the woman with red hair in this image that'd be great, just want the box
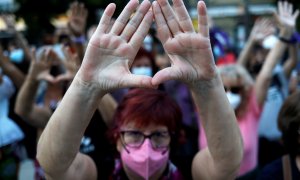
[36,0,243,179]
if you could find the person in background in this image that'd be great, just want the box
[200,1,299,179]
[257,91,300,180]
[0,46,25,179]
[236,1,299,168]
[36,0,243,179]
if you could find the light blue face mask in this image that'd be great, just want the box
[132,67,153,77]
[9,49,24,64]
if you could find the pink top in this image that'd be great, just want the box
[199,89,262,176]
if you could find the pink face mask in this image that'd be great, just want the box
[121,139,169,179]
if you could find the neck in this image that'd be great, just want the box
[123,162,168,180]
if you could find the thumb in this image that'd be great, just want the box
[151,67,177,87]
[120,74,155,89]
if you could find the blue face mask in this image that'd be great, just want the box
[9,49,24,64]
[132,67,153,77]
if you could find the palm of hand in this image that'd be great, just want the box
[278,15,295,29]
[69,17,86,35]
[162,33,215,84]
[81,34,137,91]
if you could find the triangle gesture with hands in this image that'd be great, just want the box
[77,0,216,93]
[152,0,216,87]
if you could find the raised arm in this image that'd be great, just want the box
[37,0,154,179]
[14,48,55,128]
[152,0,242,179]
[237,18,275,66]
[283,43,298,78]
[255,1,299,106]
[67,1,88,60]
[58,46,118,127]
[3,14,32,61]
[0,45,25,89]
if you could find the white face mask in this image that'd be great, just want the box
[226,92,241,110]
[132,67,153,77]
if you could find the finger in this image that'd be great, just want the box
[30,48,37,62]
[197,1,209,38]
[44,74,56,84]
[151,67,176,86]
[278,1,283,15]
[95,3,116,34]
[153,1,171,44]
[110,0,139,35]
[172,0,194,32]
[120,0,151,41]
[62,46,72,64]
[121,74,155,89]
[70,2,78,15]
[157,0,182,36]
[129,10,153,52]
[283,1,288,14]
[78,3,86,17]
[55,74,71,82]
[293,9,299,20]
[288,3,293,15]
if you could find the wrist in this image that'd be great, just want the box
[278,31,299,44]
[73,75,106,98]
[26,74,40,85]
[189,71,220,94]
[279,27,294,39]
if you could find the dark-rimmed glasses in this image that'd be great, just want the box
[120,130,171,149]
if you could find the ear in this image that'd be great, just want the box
[116,138,122,153]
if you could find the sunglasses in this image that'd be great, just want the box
[224,86,242,94]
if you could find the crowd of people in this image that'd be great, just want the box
[0,0,300,179]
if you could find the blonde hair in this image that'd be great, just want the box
[218,64,254,90]
[218,64,254,119]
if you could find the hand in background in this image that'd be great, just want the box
[28,48,56,83]
[68,1,88,37]
[249,18,275,42]
[274,1,299,35]
[56,46,80,82]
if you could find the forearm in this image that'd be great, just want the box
[15,75,40,117]
[255,29,290,105]
[283,44,298,78]
[237,37,256,66]
[14,32,31,60]
[0,58,25,89]
[37,76,105,175]
[192,74,243,173]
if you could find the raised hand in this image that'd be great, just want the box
[28,48,56,83]
[152,0,216,87]
[274,1,299,33]
[77,0,154,92]
[2,14,16,32]
[55,46,80,82]
[250,18,275,42]
[68,1,88,36]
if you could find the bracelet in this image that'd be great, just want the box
[71,35,86,44]
[278,36,294,44]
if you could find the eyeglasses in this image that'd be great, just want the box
[120,130,171,149]
[224,86,242,94]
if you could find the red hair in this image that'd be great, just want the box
[110,88,182,143]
